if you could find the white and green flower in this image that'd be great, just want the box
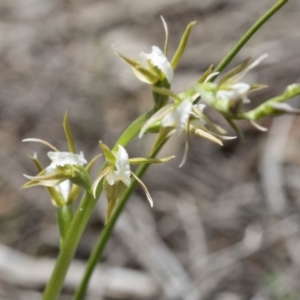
[196,54,268,115]
[22,138,90,206]
[93,142,174,223]
[115,18,196,85]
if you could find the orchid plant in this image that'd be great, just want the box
[21,1,300,299]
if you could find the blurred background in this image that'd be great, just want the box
[1,0,300,299]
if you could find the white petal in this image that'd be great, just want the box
[140,46,173,83]
[193,103,206,111]
[106,168,117,186]
[56,180,71,202]
[162,99,192,134]
[47,151,87,168]
[139,52,150,69]
[106,145,131,187]
[217,83,250,102]
[231,82,250,94]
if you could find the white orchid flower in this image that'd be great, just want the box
[161,99,193,134]
[105,145,131,187]
[138,46,173,83]
[195,54,269,125]
[216,54,268,103]
[217,82,251,103]
[115,18,196,85]
[23,146,87,187]
[22,138,90,206]
[93,142,174,223]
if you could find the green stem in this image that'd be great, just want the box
[43,192,96,300]
[213,0,288,74]
[112,111,153,151]
[56,205,74,242]
[73,146,162,300]
[42,111,152,300]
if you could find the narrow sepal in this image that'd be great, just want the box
[22,138,58,152]
[218,58,252,86]
[129,156,175,164]
[114,49,158,84]
[132,66,159,84]
[92,167,110,198]
[99,141,116,164]
[190,125,223,146]
[151,126,174,154]
[28,153,44,172]
[22,170,68,188]
[191,105,227,135]
[86,153,103,172]
[197,65,213,83]
[63,112,76,153]
[270,103,300,115]
[131,171,153,207]
[200,127,237,140]
[179,121,190,168]
[171,21,196,70]
[250,120,268,131]
[161,16,169,56]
